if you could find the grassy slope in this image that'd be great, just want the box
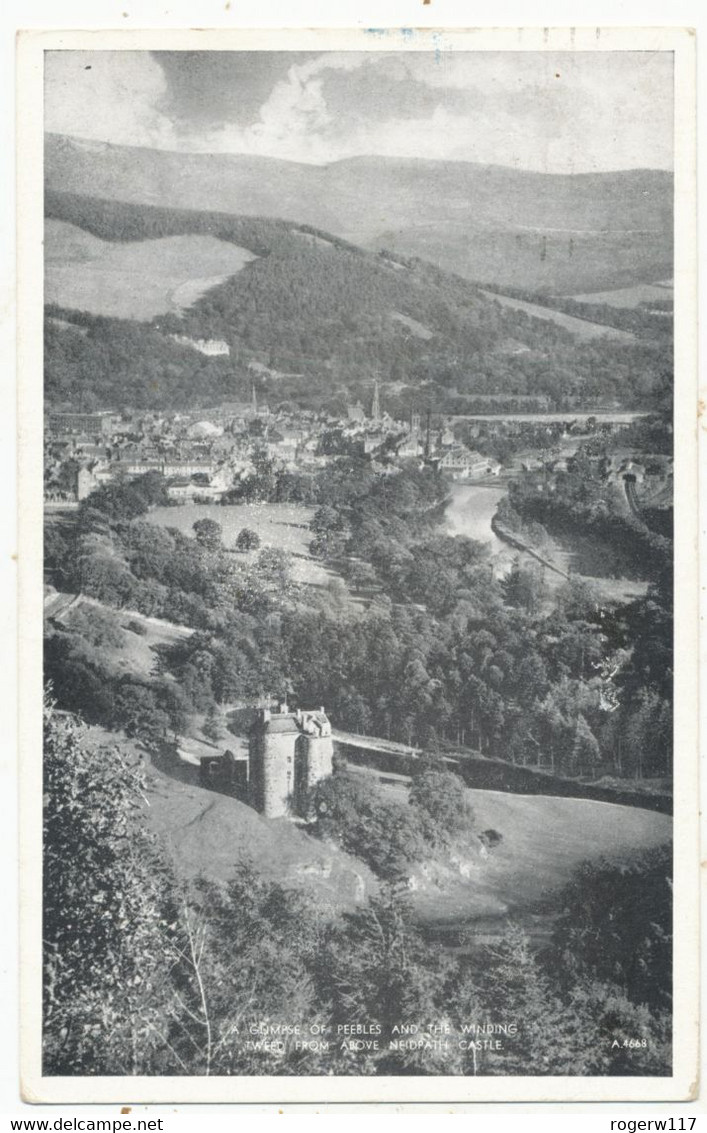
[45,218,256,320]
[145,757,375,912]
[481,289,636,343]
[60,596,192,680]
[80,723,374,912]
[416,787,671,923]
[148,769,671,926]
[79,722,670,927]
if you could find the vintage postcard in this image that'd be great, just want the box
[16,26,698,1104]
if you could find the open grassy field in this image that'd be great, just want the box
[44,218,256,320]
[147,501,338,588]
[572,282,673,309]
[350,765,671,927]
[411,787,671,926]
[481,289,635,343]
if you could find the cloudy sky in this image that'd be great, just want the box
[44,49,673,173]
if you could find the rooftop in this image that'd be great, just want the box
[251,704,331,737]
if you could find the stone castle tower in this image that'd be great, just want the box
[249,704,333,818]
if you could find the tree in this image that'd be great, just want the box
[311,505,344,534]
[67,605,126,651]
[43,695,177,1075]
[235,527,261,552]
[621,689,671,780]
[409,769,475,847]
[166,869,326,1075]
[555,577,600,621]
[44,525,71,583]
[571,714,602,776]
[309,531,345,560]
[514,652,549,708]
[552,847,672,1013]
[311,771,427,880]
[193,518,223,553]
[344,559,377,592]
[203,704,224,743]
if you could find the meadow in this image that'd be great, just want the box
[44,218,256,319]
[410,786,671,926]
[147,500,339,588]
[481,289,636,342]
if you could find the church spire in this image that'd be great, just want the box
[371,378,381,423]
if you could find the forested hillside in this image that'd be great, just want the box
[45,193,672,413]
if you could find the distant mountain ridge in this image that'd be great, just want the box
[45,132,673,293]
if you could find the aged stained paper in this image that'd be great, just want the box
[17,25,698,1104]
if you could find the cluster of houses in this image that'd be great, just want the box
[44,389,506,506]
[45,392,659,509]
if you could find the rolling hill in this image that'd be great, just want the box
[43,192,672,415]
[45,132,673,293]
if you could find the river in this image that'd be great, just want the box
[444,482,571,587]
[444,482,508,558]
[444,480,649,604]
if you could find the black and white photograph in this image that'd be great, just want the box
[15,25,698,1104]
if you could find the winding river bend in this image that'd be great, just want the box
[444,481,573,588]
[444,482,508,558]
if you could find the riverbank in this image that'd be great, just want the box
[490,508,649,605]
[490,515,571,581]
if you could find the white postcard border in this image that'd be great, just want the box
[17,24,699,1105]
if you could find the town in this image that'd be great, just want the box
[44,378,664,510]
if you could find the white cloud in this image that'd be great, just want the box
[44,49,673,173]
[190,53,372,162]
[45,51,177,149]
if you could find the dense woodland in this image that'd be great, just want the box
[45,193,672,415]
[45,460,672,784]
